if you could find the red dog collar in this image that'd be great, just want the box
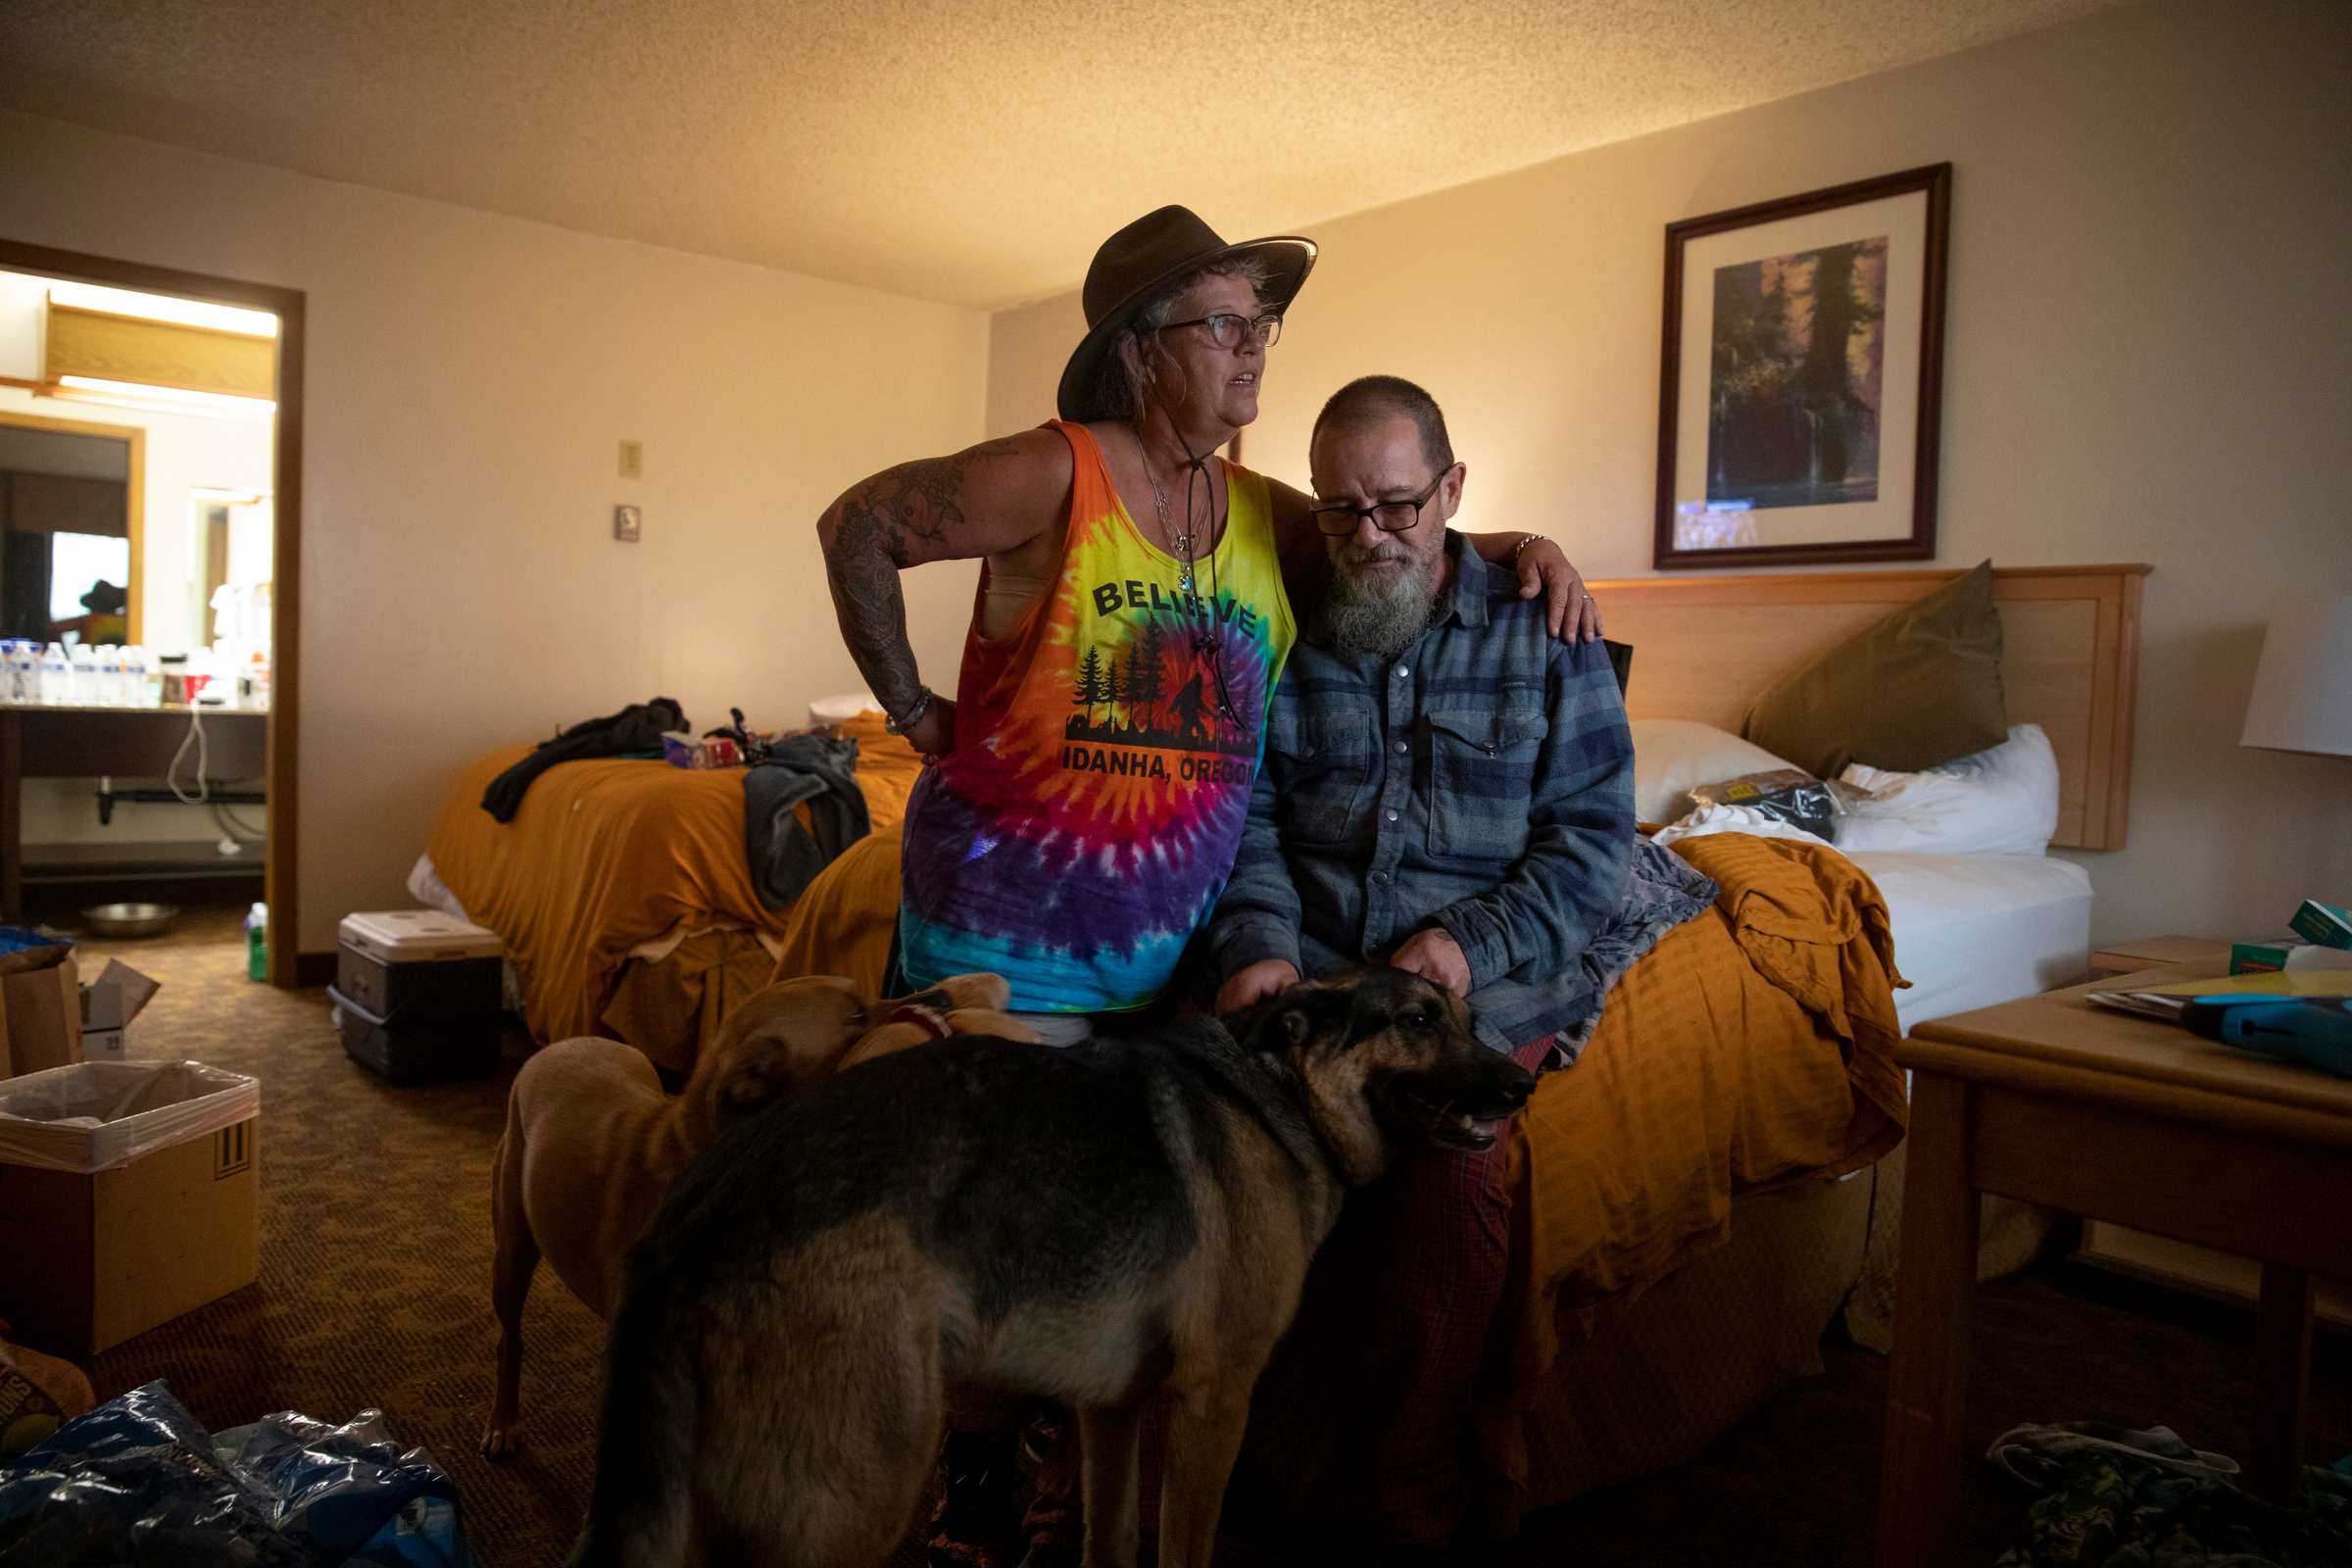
[885,1004,952,1041]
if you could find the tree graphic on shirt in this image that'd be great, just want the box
[1074,645,1107,727]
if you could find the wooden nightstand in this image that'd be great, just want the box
[1875,957,2352,1565]
[2076,940,2348,1326]
[2086,935,2232,976]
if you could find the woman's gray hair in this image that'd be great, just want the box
[1086,256,1273,428]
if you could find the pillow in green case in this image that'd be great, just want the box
[1740,560,2007,780]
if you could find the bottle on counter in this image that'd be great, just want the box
[38,644,69,705]
[68,645,96,706]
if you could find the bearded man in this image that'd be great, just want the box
[1208,375,1712,1566]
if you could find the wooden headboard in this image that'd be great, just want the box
[1588,564,2151,851]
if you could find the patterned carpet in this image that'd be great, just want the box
[35,904,2352,1568]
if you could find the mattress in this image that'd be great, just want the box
[1846,850,2092,1034]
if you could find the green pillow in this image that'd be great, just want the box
[1740,561,2007,780]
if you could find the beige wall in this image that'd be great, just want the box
[986,0,2352,946]
[2,110,989,951]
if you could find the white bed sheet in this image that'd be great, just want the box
[1847,851,2092,1035]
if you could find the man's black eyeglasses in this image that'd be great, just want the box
[1161,313,1283,349]
[1310,470,1449,537]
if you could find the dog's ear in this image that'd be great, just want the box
[716,1028,851,1117]
[1241,985,1354,1054]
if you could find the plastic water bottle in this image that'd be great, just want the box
[245,902,269,982]
[39,644,69,706]
[0,642,25,704]
[95,645,123,706]
[68,645,96,706]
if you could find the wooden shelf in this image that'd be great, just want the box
[23,840,265,883]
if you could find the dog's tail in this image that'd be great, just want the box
[565,1269,701,1567]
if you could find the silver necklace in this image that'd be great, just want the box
[1130,425,1199,595]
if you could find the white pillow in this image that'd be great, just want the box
[1630,720,1800,824]
[1834,724,2060,856]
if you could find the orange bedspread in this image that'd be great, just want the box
[1475,831,1908,1492]
[425,710,923,1043]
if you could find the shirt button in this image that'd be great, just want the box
[1385,808,1399,821]
[1372,870,1388,885]
[1394,666,1409,679]
[1394,740,1407,754]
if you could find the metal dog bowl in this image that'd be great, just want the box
[81,902,179,938]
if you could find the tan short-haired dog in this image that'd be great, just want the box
[838,971,1043,1070]
[479,975,870,1459]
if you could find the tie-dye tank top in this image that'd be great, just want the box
[898,420,1297,1012]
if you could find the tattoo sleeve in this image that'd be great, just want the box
[819,438,1023,718]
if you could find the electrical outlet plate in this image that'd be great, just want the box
[612,504,642,542]
[618,440,643,479]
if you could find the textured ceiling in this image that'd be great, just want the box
[1,0,2126,310]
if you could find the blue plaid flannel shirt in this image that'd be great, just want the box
[1208,532,1636,1054]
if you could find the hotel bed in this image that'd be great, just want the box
[410,709,923,1069]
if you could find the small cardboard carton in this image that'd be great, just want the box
[2288,899,2352,952]
[0,1062,260,1356]
[78,959,162,1064]
[0,934,80,1080]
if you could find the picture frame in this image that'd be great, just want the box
[1653,163,1951,570]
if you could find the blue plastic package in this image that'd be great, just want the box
[213,1408,471,1568]
[0,1379,307,1566]
[0,1380,473,1567]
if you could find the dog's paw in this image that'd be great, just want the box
[479,1423,519,1461]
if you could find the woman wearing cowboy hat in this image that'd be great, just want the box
[818,204,1601,1043]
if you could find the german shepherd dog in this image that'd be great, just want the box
[567,967,1538,1568]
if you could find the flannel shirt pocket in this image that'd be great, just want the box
[1425,708,1548,862]
[1267,708,1374,846]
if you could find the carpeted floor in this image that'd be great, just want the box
[36,904,2352,1568]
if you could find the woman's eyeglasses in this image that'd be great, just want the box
[1309,471,1448,536]
[1162,313,1283,349]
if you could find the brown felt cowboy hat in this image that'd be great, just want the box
[1056,206,1316,423]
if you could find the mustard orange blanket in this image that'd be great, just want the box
[425,711,923,1043]
[1475,831,1908,1491]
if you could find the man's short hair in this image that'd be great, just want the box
[1310,375,1455,477]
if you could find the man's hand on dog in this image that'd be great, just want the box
[1389,927,1472,997]
[1218,958,1300,1014]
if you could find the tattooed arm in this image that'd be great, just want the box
[1262,476,1603,642]
[817,430,1072,755]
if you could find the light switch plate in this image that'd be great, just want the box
[618,440,643,479]
[612,504,642,542]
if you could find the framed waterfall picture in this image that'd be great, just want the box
[1653,163,1951,569]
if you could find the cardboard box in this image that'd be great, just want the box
[0,1115,260,1356]
[78,959,161,1064]
[2232,941,2294,974]
[2289,899,2352,951]
[0,942,80,1079]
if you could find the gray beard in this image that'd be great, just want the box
[1319,546,1444,662]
